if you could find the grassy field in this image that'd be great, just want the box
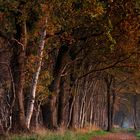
[9,130,107,140]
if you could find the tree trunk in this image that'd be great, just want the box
[105,74,113,131]
[67,95,76,128]
[26,19,47,129]
[11,20,28,132]
[110,90,116,129]
[34,102,42,129]
[57,78,65,128]
[41,95,57,129]
[89,99,94,127]
[133,94,137,130]
[43,43,69,129]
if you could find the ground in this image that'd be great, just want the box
[91,132,136,140]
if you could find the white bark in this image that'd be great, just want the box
[89,99,93,126]
[26,19,47,128]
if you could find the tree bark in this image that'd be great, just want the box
[26,18,47,129]
[41,95,57,129]
[43,43,69,129]
[105,74,113,131]
[57,78,65,127]
[67,95,76,128]
[133,94,137,130]
[11,20,28,132]
[110,90,116,129]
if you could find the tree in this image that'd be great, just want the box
[26,18,48,129]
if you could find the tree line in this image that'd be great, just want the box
[0,0,140,135]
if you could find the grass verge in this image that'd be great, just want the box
[9,130,107,140]
[133,130,140,140]
[115,128,140,140]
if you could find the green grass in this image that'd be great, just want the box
[9,130,107,140]
[112,127,136,133]
[133,130,140,140]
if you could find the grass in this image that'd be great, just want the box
[9,130,107,140]
[112,128,140,140]
[133,130,140,140]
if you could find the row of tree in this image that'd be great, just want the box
[0,0,139,135]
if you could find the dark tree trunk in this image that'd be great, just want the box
[133,94,137,130]
[120,114,125,128]
[11,21,28,132]
[110,90,116,129]
[10,2,29,131]
[42,43,69,129]
[105,74,113,132]
[57,78,65,127]
[41,95,57,129]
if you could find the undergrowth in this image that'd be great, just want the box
[9,130,107,140]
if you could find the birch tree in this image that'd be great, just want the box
[26,19,48,129]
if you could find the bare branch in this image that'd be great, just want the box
[61,57,81,77]
[11,38,25,51]
[78,53,135,79]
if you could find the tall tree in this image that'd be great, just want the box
[26,18,48,129]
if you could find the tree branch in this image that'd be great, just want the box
[78,53,135,79]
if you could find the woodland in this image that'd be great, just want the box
[0,0,140,138]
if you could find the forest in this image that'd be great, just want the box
[0,0,140,139]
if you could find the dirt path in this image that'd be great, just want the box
[91,132,137,140]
